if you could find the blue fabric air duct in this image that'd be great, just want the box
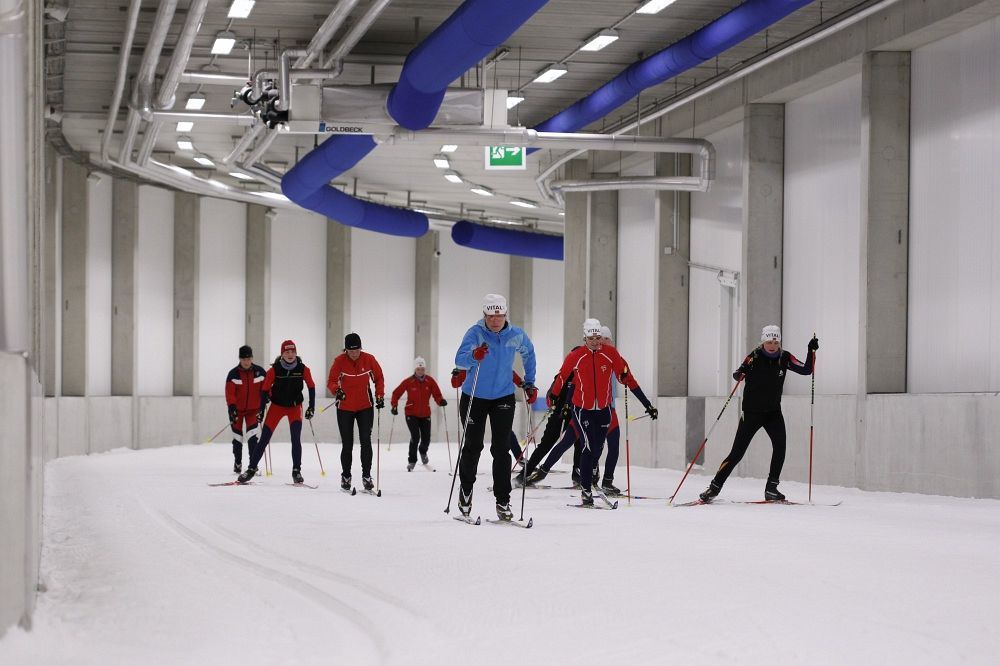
[451,221,563,261]
[533,0,814,136]
[282,0,548,238]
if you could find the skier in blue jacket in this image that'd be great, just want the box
[454,293,537,521]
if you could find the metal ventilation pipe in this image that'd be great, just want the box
[100,0,141,164]
[294,0,361,68]
[321,0,394,71]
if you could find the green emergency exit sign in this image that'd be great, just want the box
[485,146,526,170]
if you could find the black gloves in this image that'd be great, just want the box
[439,398,448,407]
[335,388,345,402]
[228,405,238,423]
[375,397,385,410]
[733,364,749,382]
[256,406,266,423]
[808,336,820,352]
[391,406,398,416]
[645,406,658,420]
[304,405,314,420]
[522,382,538,404]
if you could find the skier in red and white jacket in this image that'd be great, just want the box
[391,357,447,471]
[224,345,267,473]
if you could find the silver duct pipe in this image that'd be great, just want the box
[151,111,256,125]
[294,0,361,68]
[547,176,708,206]
[118,0,178,163]
[180,71,249,86]
[0,0,27,351]
[100,0,141,164]
[277,49,308,111]
[242,129,279,166]
[322,0,394,71]
[223,122,265,165]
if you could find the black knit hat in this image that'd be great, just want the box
[344,333,362,350]
[238,345,253,359]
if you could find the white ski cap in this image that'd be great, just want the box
[413,356,426,369]
[600,325,613,340]
[583,318,603,337]
[482,293,507,315]
[761,325,782,342]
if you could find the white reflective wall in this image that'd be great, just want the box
[135,186,174,396]
[85,176,112,396]
[910,18,1000,392]
[689,121,743,396]
[197,198,247,396]
[783,74,862,395]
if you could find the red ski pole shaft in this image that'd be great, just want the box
[668,379,742,504]
[624,387,631,504]
[808,337,817,503]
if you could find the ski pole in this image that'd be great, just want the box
[627,413,651,422]
[625,387,631,505]
[445,360,482,513]
[509,408,552,472]
[204,422,230,444]
[319,399,337,413]
[388,411,396,453]
[668,378,743,505]
[376,405,381,495]
[809,333,817,503]
[441,405,453,474]
[519,391,537,522]
[307,417,326,476]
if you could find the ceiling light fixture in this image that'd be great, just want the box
[227,0,255,19]
[509,199,537,209]
[444,171,463,184]
[193,155,215,167]
[580,28,619,52]
[533,63,568,84]
[637,0,678,15]
[176,121,194,133]
[440,144,458,153]
[506,96,525,109]
[433,154,451,169]
[185,93,206,110]
[176,136,194,151]
[229,171,254,180]
[211,31,237,55]
[470,186,495,197]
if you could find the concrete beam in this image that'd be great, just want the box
[173,193,199,396]
[656,153,691,397]
[741,104,784,352]
[588,177,618,336]
[562,159,588,352]
[41,146,60,396]
[245,205,270,362]
[60,160,87,396]
[111,178,138,396]
[860,52,910,393]
[326,220,350,395]
[414,231,439,373]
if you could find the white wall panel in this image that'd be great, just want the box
[689,121,743,395]
[198,198,247,396]
[617,158,658,396]
[135,186,174,396]
[910,19,1000,392]
[349,228,415,394]
[531,257,564,389]
[269,210,326,375]
[85,176,112,396]
[783,74,862,394]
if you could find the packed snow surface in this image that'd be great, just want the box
[2,442,999,665]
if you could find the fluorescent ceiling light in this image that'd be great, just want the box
[637,0,678,15]
[227,0,255,19]
[533,64,568,84]
[440,144,458,153]
[176,136,194,151]
[433,155,451,169]
[444,171,463,184]
[255,191,289,202]
[175,121,194,133]
[558,211,565,216]
[506,96,525,109]
[509,199,537,209]
[185,93,206,110]
[211,31,237,55]
[470,186,494,197]
[489,218,524,226]
[580,29,619,52]
[193,155,215,167]
[229,171,254,180]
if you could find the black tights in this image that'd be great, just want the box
[711,410,786,487]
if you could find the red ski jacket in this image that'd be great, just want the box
[225,364,267,414]
[552,343,639,410]
[327,352,385,412]
[390,375,445,418]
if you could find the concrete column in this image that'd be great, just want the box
[245,205,271,361]
[741,104,785,352]
[173,193,199,396]
[414,231,438,373]
[60,160,87,396]
[42,145,60,396]
[562,159,588,352]
[111,178,138,396]
[509,255,532,378]
[860,52,910,394]
[326,220,351,395]
[656,153,691,396]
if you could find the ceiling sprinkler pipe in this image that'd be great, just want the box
[154,0,209,111]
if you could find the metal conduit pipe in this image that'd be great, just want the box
[321,0,394,71]
[277,49,308,111]
[223,122,265,165]
[547,176,708,207]
[294,0,361,68]
[180,72,249,86]
[151,111,256,125]
[100,0,141,164]
[242,129,279,166]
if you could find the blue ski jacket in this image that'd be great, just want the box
[455,319,536,400]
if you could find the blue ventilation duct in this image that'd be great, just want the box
[282,0,548,238]
[452,221,563,261]
[533,0,814,136]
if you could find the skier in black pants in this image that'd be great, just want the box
[516,370,575,486]
[700,325,818,502]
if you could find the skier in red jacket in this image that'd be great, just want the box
[327,333,385,492]
[224,345,267,473]
[390,357,447,471]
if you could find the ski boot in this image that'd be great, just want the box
[362,475,375,491]
[496,502,514,521]
[525,467,547,487]
[420,452,429,465]
[699,481,721,502]
[233,461,242,474]
[764,480,785,502]
[458,487,473,517]
[237,467,257,484]
[601,479,621,497]
[571,467,582,489]
[292,468,304,484]
[407,461,416,472]
[340,474,352,491]
[581,488,594,506]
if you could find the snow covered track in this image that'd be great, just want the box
[2,443,1000,665]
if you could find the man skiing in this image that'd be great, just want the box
[699,325,818,502]
[225,345,267,473]
[237,340,316,484]
[452,366,529,466]
[328,333,385,492]
[454,294,537,521]
[390,357,447,472]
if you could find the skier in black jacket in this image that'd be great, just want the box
[700,325,818,502]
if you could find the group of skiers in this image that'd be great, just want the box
[224,292,818,520]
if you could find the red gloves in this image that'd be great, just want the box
[472,343,489,361]
[522,383,538,404]
[450,368,466,388]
